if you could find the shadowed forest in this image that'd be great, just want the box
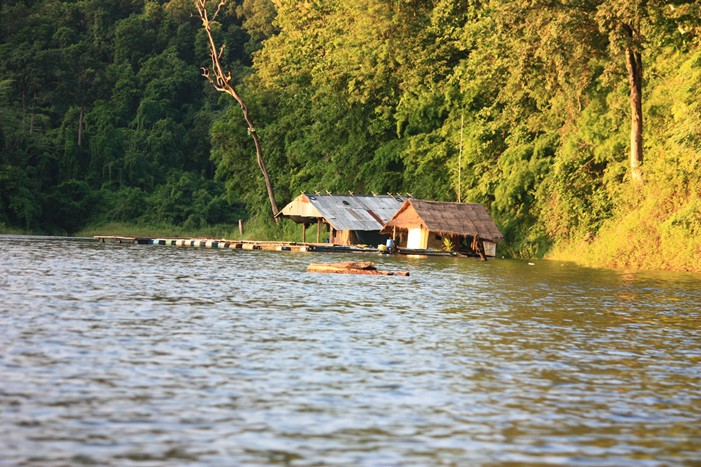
[1,0,700,271]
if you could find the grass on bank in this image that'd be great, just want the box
[548,209,701,273]
[0,223,32,235]
[75,216,328,243]
[547,176,701,273]
[77,222,235,239]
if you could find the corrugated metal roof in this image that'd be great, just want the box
[277,193,408,231]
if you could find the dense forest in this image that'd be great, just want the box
[1,0,700,271]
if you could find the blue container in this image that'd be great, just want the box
[386,239,394,249]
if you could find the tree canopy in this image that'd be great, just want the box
[1,0,700,270]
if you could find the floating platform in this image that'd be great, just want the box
[94,235,471,257]
[94,236,381,253]
[95,236,300,250]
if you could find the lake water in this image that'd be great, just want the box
[1,235,700,466]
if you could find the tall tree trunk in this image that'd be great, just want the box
[78,103,84,146]
[195,0,279,218]
[29,92,36,136]
[624,25,643,183]
[21,91,26,133]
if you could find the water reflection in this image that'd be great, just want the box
[1,235,700,465]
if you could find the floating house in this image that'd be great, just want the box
[381,199,503,257]
[276,193,408,246]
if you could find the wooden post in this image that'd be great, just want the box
[302,223,307,243]
[471,235,486,261]
[477,239,486,261]
[458,110,463,202]
[316,219,321,243]
[238,219,244,237]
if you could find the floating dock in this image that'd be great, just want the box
[94,236,388,254]
[94,235,468,257]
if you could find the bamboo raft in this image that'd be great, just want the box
[307,262,409,276]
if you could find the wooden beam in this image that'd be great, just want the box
[307,262,409,276]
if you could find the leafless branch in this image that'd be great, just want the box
[195,0,279,217]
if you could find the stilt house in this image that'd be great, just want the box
[276,193,408,246]
[381,199,503,256]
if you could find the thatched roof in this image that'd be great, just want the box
[276,193,408,231]
[381,199,503,242]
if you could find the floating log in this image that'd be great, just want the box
[307,261,409,276]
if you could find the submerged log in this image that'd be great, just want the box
[307,262,409,276]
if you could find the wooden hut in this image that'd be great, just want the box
[276,193,408,246]
[381,199,503,257]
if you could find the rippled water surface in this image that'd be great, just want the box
[1,235,700,466]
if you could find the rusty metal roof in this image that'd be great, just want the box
[277,193,408,231]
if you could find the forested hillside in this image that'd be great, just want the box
[2,0,700,271]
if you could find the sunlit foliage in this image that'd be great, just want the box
[1,0,700,270]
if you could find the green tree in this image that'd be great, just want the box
[595,0,700,182]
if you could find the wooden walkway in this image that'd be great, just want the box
[94,236,384,254]
[94,235,468,257]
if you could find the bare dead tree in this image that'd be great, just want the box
[195,0,279,217]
